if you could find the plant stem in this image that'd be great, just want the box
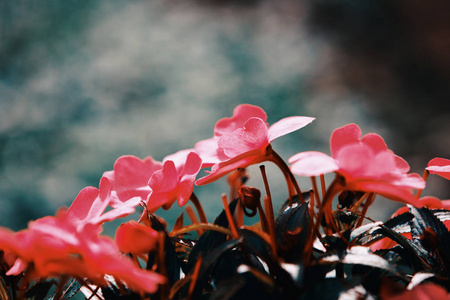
[267,147,304,204]
[185,205,203,236]
[354,193,375,228]
[310,176,322,209]
[318,177,342,235]
[190,193,208,224]
[260,165,278,258]
[222,194,240,239]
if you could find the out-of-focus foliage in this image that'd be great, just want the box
[0,0,448,231]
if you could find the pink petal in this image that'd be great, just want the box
[147,161,179,211]
[349,180,423,207]
[163,149,195,172]
[420,196,444,209]
[268,116,315,143]
[427,157,450,180]
[214,104,268,137]
[218,117,269,158]
[182,152,203,176]
[330,123,362,157]
[148,160,179,193]
[289,151,339,176]
[177,178,196,206]
[66,186,100,226]
[394,155,411,173]
[112,155,162,202]
[194,138,226,166]
[176,152,202,206]
[335,143,375,179]
[390,173,426,190]
[95,198,141,225]
[6,258,27,276]
[195,148,263,185]
[361,133,388,154]
[366,150,398,177]
[428,157,450,167]
[440,200,450,209]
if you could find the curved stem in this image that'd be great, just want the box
[310,176,322,208]
[189,193,208,224]
[222,194,240,239]
[260,165,278,257]
[318,176,343,235]
[267,147,304,204]
[170,223,233,237]
[185,205,203,236]
[354,193,375,228]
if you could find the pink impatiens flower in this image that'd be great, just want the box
[289,123,425,206]
[66,177,141,227]
[195,104,315,185]
[146,150,202,212]
[0,209,165,294]
[104,150,202,213]
[103,155,163,206]
[426,157,450,180]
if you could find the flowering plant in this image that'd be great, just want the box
[0,104,449,299]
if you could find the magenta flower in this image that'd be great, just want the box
[104,150,202,213]
[289,123,425,206]
[102,155,163,206]
[195,104,315,185]
[426,157,450,180]
[66,177,141,227]
[0,209,165,294]
[147,150,202,212]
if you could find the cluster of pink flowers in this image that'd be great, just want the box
[0,104,448,296]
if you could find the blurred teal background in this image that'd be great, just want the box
[0,1,449,231]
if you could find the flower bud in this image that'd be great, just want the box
[238,186,261,217]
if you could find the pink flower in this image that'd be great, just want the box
[104,150,202,213]
[0,209,165,294]
[103,155,163,206]
[147,150,202,212]
[66,177,141,227]
[426,157,450,180]
[115,221,159,255]
[195,104,315,185]
[289,124,425,206]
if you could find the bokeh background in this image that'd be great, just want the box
[1,0,449,231]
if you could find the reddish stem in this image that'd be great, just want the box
[267,147,304,204]
[260,165,278,258]
[222,194,240,239]
[310,176,322,209]
[187,257,203,300]
[355,193,375,228]
[318,177,342,235]
[190,193,208,224]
